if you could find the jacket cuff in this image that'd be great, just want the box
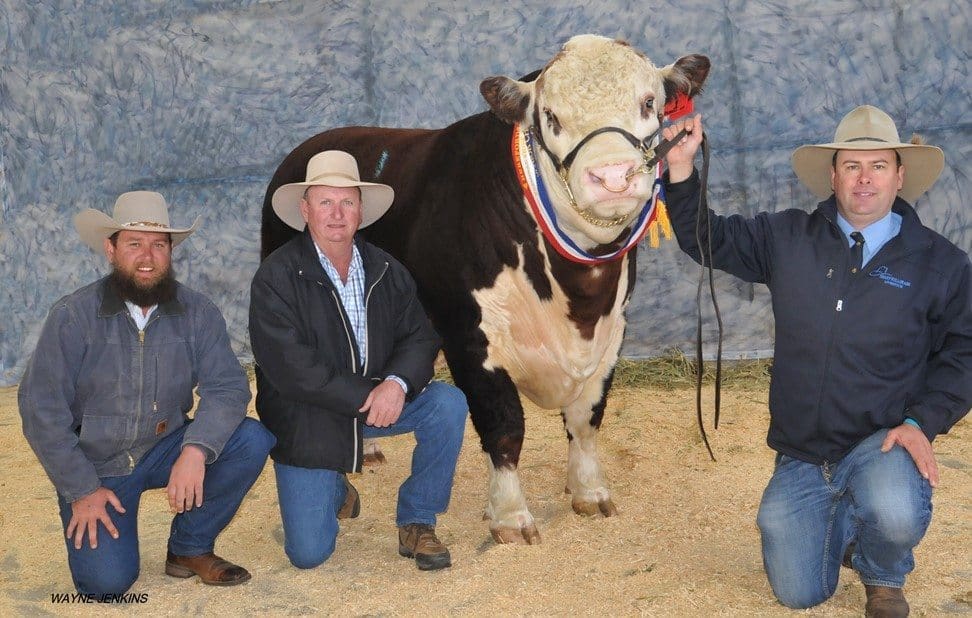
[384,374,409,396]
[61,481,102,505]
[181,441,217,464]
[903,406,943,442]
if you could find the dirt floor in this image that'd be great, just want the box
[0,379,969,617]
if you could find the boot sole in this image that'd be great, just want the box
[164,562,252,586]
[398,546,451,571]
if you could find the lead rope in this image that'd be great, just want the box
[694,130,722,461]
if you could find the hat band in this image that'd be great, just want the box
[846,136,889,143]
[308,172,358,184]
[124,221,169,228]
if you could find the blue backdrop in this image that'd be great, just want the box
[1,1,969,386]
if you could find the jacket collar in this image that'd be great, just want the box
[98,275,185,318]
[297,229,387,282]
[816,195,932,255]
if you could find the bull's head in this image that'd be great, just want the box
[482,34,709,248]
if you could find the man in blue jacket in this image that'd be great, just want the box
[19,191,275,597]
[662,106,971,617]
[249,151,468,571]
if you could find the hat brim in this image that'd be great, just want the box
[74,209,200,253]
[271,177,395,232]
[792,141,944,203]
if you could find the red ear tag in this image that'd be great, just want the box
[664,92,694,120]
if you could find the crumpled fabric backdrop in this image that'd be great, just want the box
[1,1,969,387]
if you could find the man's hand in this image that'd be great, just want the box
[662,113,704,183]
[882,424,939,487]
[360,379,406,427]
[67,487,125,550]
[167,445,206,513]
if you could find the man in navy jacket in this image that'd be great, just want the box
[662,106,970,617]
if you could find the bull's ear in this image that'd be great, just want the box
[480,76,534,125]
[661,54,710,103]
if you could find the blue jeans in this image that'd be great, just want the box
[756,429,932,609]
[273,381,467,569]
[57,418,275,595]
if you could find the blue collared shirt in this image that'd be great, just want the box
[835,210,902,267]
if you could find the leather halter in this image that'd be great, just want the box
[530,124,690,181]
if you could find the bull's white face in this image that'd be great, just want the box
[532,36,665,246]
[482,35,709,250]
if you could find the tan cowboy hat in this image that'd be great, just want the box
[74,191,201,252]
[271,150,395,231]
[791,105,944,203]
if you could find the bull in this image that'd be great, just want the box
[261,34,709,544]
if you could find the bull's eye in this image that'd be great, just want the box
[643,97,655,115]
[543,108,561,132]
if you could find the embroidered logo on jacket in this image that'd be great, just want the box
[868,265,912,289]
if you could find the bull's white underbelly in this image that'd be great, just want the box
[472,243,627,410]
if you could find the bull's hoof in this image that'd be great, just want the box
[490,524,541,545]
[362,451,386,466]
[571,498,618,517]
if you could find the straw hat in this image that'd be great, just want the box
[74,191,200,252]
[791,105,944,203]
[271,150,395,231]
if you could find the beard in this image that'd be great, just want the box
[108,265,178,308]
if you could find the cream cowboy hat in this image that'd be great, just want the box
[74,191,201,252]
[791,105,944,203]
[271,150,395,231]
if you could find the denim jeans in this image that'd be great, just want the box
[57,418,275,595]
[273,381,467,569]
[756,428,932,609]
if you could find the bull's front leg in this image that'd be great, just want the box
[447,348,540,545]
[562,361,619,518]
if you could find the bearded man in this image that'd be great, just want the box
[19,191,275,597]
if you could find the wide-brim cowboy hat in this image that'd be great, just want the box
[271,150,395,231]
[74,190,201,252]
[791,105,944,203]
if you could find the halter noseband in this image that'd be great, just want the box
[527,122,690,226]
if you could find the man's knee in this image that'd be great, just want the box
[223,418,276,467]
[73,564,139,596]
[424,382,468,427]
[773,586,829,610]
[870,506,929,548]
[235,417,276,453]
[285,537,336,570]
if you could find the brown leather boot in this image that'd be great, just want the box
[337,475,360,519]
[398,524,451,571]
[165,551,251,586]
[864,585,909,618]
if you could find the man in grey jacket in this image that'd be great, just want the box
[19,191,275,597]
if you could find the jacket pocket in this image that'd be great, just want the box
[78,414,130,465]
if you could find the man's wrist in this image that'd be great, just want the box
[903,417,921,429]
[385,375,408,395]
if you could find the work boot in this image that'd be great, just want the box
[165,551,251,586]
[398,524,451,571]
[864,585,909,618]
[337,475,360,519]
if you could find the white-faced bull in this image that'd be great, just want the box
[260,34,709,544]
